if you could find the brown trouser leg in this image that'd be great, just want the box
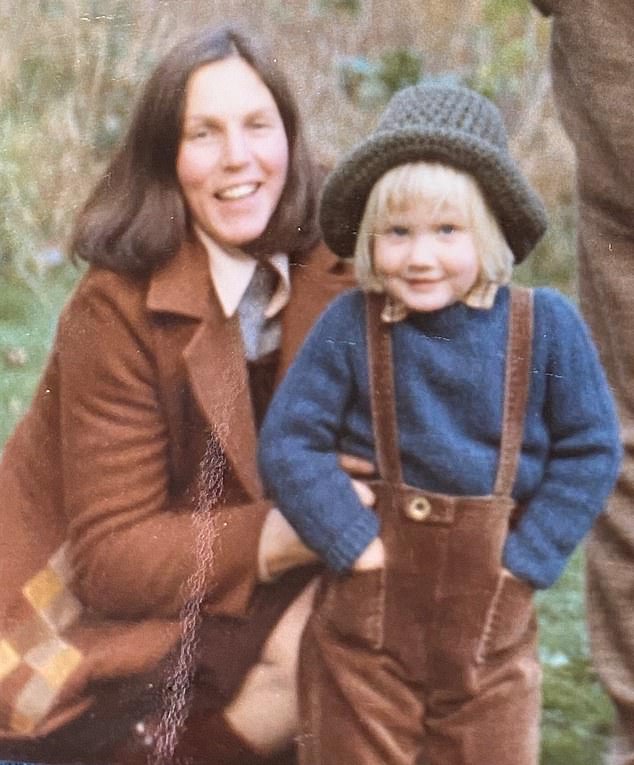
[299,602,425,765]
[298,579,540,765]
[582,211,634,765]
[547,4,634,761]
[298,490,541,765]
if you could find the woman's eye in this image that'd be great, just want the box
[248,116,272,131]
[438,223,457,235]
[185,127,211,140]
[184,123,221,141]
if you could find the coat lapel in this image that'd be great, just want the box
[147,240,262,500]
[183,318,262,499]
[145,239,351,501]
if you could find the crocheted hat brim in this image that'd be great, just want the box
[319,128,547,263]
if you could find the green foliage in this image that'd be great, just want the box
[464,0,536,109]
[468,35,531,100]
[482,0,530,27]
[537,550,613,763]
[541,659,611,765]
[0,265,79,445]
[377,49,423,95]
[337,48,423,109]
[319,0,361,13]
[3,5,137,148]
[0,1,167,275]
[515,207,577,297]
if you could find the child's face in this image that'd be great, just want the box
[373,198,480,313]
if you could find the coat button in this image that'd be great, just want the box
[405,495,431,521]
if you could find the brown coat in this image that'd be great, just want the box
[0,238,352,738]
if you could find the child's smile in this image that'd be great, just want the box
[373,199,480,313]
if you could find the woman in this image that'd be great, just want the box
[0,24,355,765]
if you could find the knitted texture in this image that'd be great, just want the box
[320,83,547,262]
[259,286,621,588]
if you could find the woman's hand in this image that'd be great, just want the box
[258,508,319,581]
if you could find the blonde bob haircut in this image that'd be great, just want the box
[354,161,514,292]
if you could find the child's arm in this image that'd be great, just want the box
[502,288,622,589]
[259,291,381,573]
[258,478,380,580]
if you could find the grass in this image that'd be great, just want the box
[538,550,612,764]
[0,267,613,764]
[0,265,78,445]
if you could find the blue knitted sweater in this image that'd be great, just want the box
[259,286,621,589]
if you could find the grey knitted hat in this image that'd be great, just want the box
[320,82,547,262]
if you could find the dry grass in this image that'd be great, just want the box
[0,0,574,286]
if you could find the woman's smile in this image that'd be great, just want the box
[215,182,261,201]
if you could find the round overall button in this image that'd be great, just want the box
[405,495,431,521]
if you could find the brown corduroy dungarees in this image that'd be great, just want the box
[298,287,542,765]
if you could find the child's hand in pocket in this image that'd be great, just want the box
[353,537,385,571]
[338,453,376,508]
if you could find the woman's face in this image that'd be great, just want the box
[177,57,289,250]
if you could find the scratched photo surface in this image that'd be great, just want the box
[0,2,623,764]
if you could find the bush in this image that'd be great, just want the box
[0,0,173,277]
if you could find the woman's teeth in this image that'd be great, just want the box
[217,183,258,200]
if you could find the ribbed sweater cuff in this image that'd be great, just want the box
[321,511,381,573]
[502,532,564,590]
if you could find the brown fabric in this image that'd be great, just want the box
[112,708,298,765]
[195,566,319,707]
[493,287,534,497]
[298,286,541,764]
[248,349,282,431]
[366,293,403,485]
[0,238,352,748]
[174,710,297,765]
[544,4,634,762]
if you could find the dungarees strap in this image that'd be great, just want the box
[366,287,534,496]
[493,287,534,496]
[366,293,404,484]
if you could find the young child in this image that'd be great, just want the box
[257,83,621,765]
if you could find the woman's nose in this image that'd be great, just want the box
[223,127,251,168]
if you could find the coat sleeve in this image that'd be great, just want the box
[57,273,268,620]
[502,288,622,588]
[259,292,380,572]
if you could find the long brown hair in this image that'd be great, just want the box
[71,25,320,273]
